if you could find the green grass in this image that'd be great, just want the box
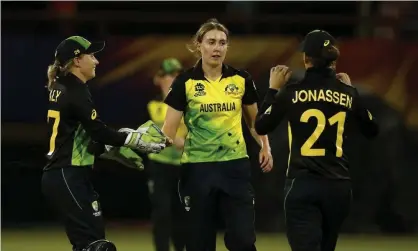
[2,226,418,251]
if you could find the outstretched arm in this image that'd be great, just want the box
[162,106,184,144]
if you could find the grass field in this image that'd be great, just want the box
[2,226,418,251]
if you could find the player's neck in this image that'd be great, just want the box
[70,70,87,84]
[305,62,336,71]
[202,61,222,82]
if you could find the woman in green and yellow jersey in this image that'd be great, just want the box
[162,19,273,251]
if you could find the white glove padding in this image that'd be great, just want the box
[118,127,148,134]
[119,128,166,153]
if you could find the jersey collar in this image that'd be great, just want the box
[305,66,336,78]
[192,59,235,81]
[58,72,86,85]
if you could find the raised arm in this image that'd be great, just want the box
[255,88,287,135]
[255,65,292,135]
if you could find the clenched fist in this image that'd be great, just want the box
[336,72,351,86]
[269,65,292,90]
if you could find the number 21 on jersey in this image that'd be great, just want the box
[300,109,346,157]
[47,110,60,156]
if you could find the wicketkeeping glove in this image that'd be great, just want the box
[119,120,168,154]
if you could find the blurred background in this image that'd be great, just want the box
[2,1,418,251]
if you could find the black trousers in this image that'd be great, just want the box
[147,161,186,251]
[42,167,105,251]
[284,176,352,251]
[180,158,257,251]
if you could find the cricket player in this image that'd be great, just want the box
[162,18,273,251]
[42,36,167,251]
[255,30,379,251]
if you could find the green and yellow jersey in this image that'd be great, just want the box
[164,60,259,164]
[147,97,187,166]
[44,73,127,170]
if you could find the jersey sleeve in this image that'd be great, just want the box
[71,88,127,146]
[255,87,288,135]
[242,74,259,105]
[164,75,187,112]
[353,89,379,139]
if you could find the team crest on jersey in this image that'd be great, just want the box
[224,83,240,95]
[194,83,206,97]
[91,109,97,120]
[92,200,102,217]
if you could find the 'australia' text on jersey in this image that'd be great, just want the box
[200,102,236,113]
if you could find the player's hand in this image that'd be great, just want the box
[336,72,351,86]
[120,128,166,153]
[259,147,273,173]
[269,65,292,90]
[166,137,174,146]
[173,137,184,150]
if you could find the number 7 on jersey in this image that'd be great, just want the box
[47,110,60,156]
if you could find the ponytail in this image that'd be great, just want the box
[47,60,60,91]
[310,45,340,68]
[46,59,75,90]
[321,45,340,63]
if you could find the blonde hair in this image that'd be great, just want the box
[187,18,229,58]
[46,59,75,90]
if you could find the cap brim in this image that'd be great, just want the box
[86,41,105,54]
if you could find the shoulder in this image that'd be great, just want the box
[52,80,69,93]
[225,64,253,80]
[50,78,73,99]
[334,79,359,98]
[56,76,84,93]
[168,68,195,93]
[60,80,90,106]
[168,70,193,94]
[147,98,164,110]
[336,79,357,90]
[175,67,196,83]
[281,79,302,92]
